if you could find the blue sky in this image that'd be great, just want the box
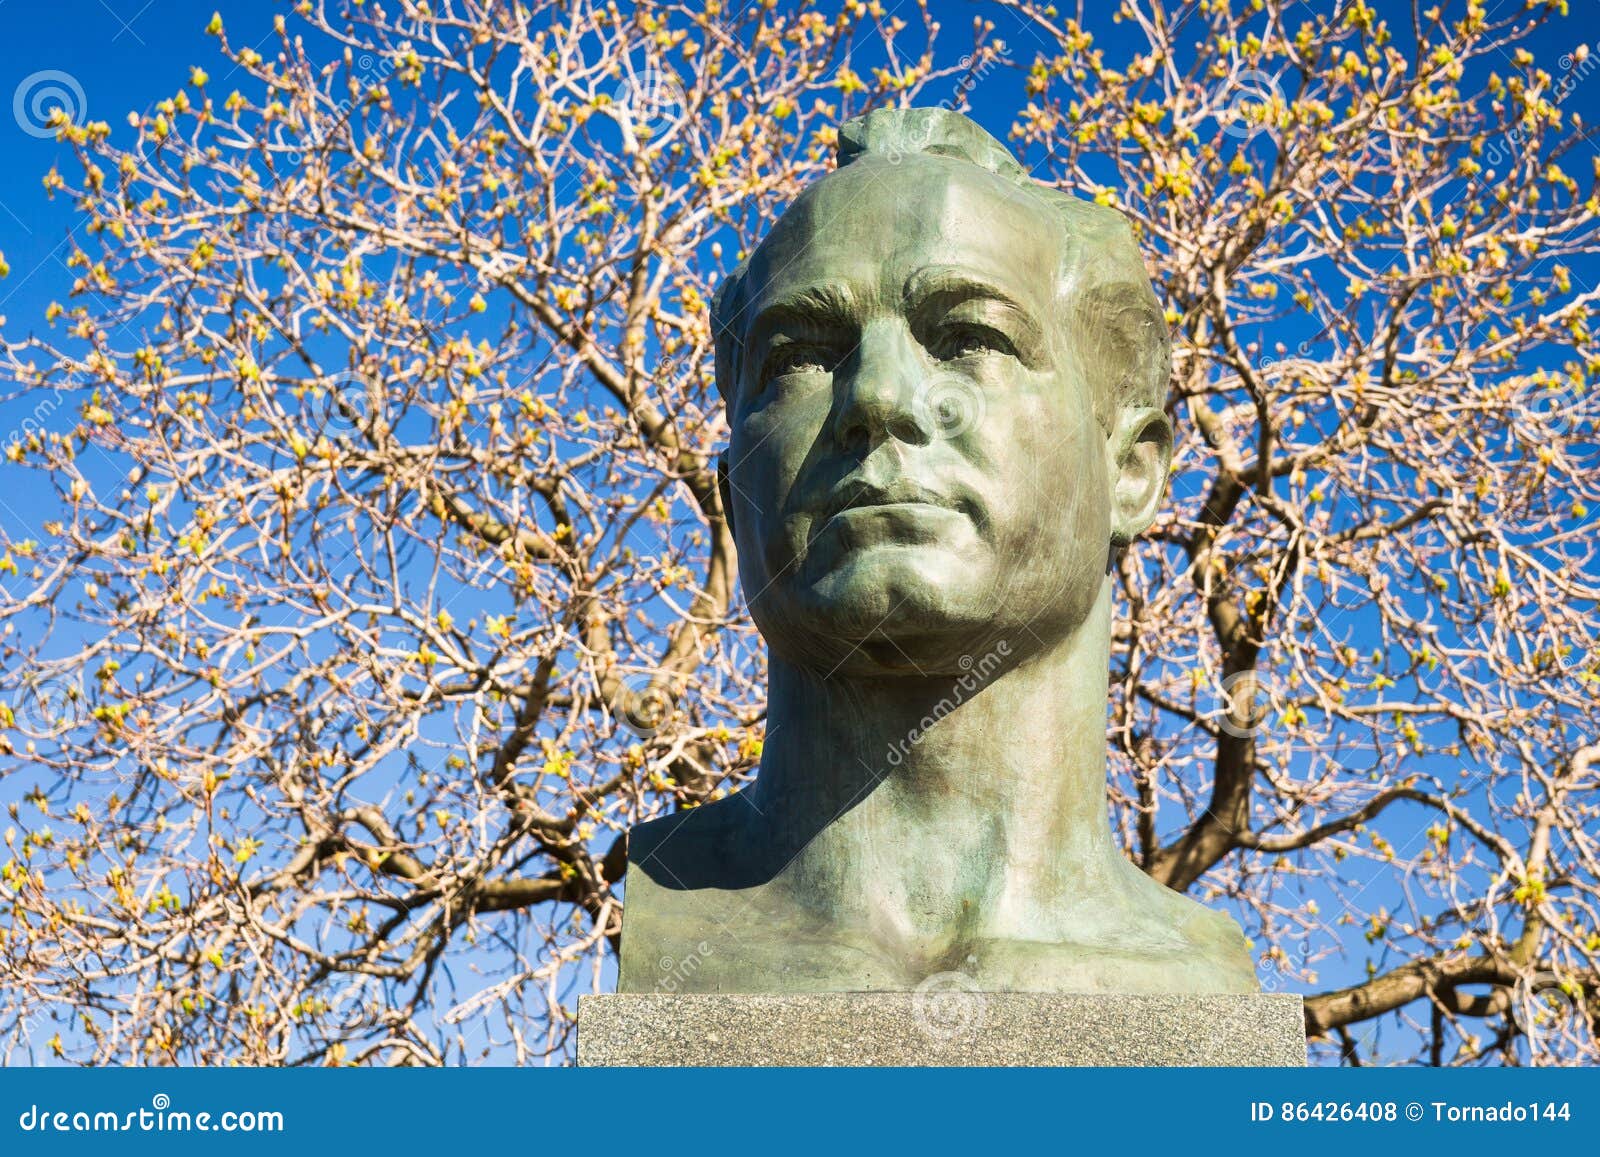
[3,0,1592,418]
[1,0,221,331]
[2,0,1592,398]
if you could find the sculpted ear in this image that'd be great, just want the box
[1109,406,1172,547]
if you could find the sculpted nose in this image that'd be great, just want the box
[831,321,932,450]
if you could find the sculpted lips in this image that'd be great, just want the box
[819,477,965,525]
[778,475,977,571]
[799,477,985,561]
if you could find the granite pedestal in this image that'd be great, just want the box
[577,992,1306,1066]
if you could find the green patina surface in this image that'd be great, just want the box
[618,107,1256,995]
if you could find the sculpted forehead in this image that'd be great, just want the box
[738,154,1065,325]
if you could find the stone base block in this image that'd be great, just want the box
[577,992,1305,1067]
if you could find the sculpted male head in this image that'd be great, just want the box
[713,107,1173,676]
[614,110,1261,1000]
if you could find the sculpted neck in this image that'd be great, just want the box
[748,581,1121,873]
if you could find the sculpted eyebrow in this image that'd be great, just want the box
[902,267,1047,352]
[745,284,859,351]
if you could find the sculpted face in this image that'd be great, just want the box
[719,153,1156,675]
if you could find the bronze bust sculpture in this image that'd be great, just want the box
[617,107,1257,995]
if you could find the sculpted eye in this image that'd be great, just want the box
[934,322,1015,361]
[760,343,833,383]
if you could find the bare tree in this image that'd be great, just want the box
[0,0,1596,1065]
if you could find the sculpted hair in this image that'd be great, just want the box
[710,106,1172,429]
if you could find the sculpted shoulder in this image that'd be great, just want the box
[618,794,914,993]
[617,795,761,994]
[624,793,765,892]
